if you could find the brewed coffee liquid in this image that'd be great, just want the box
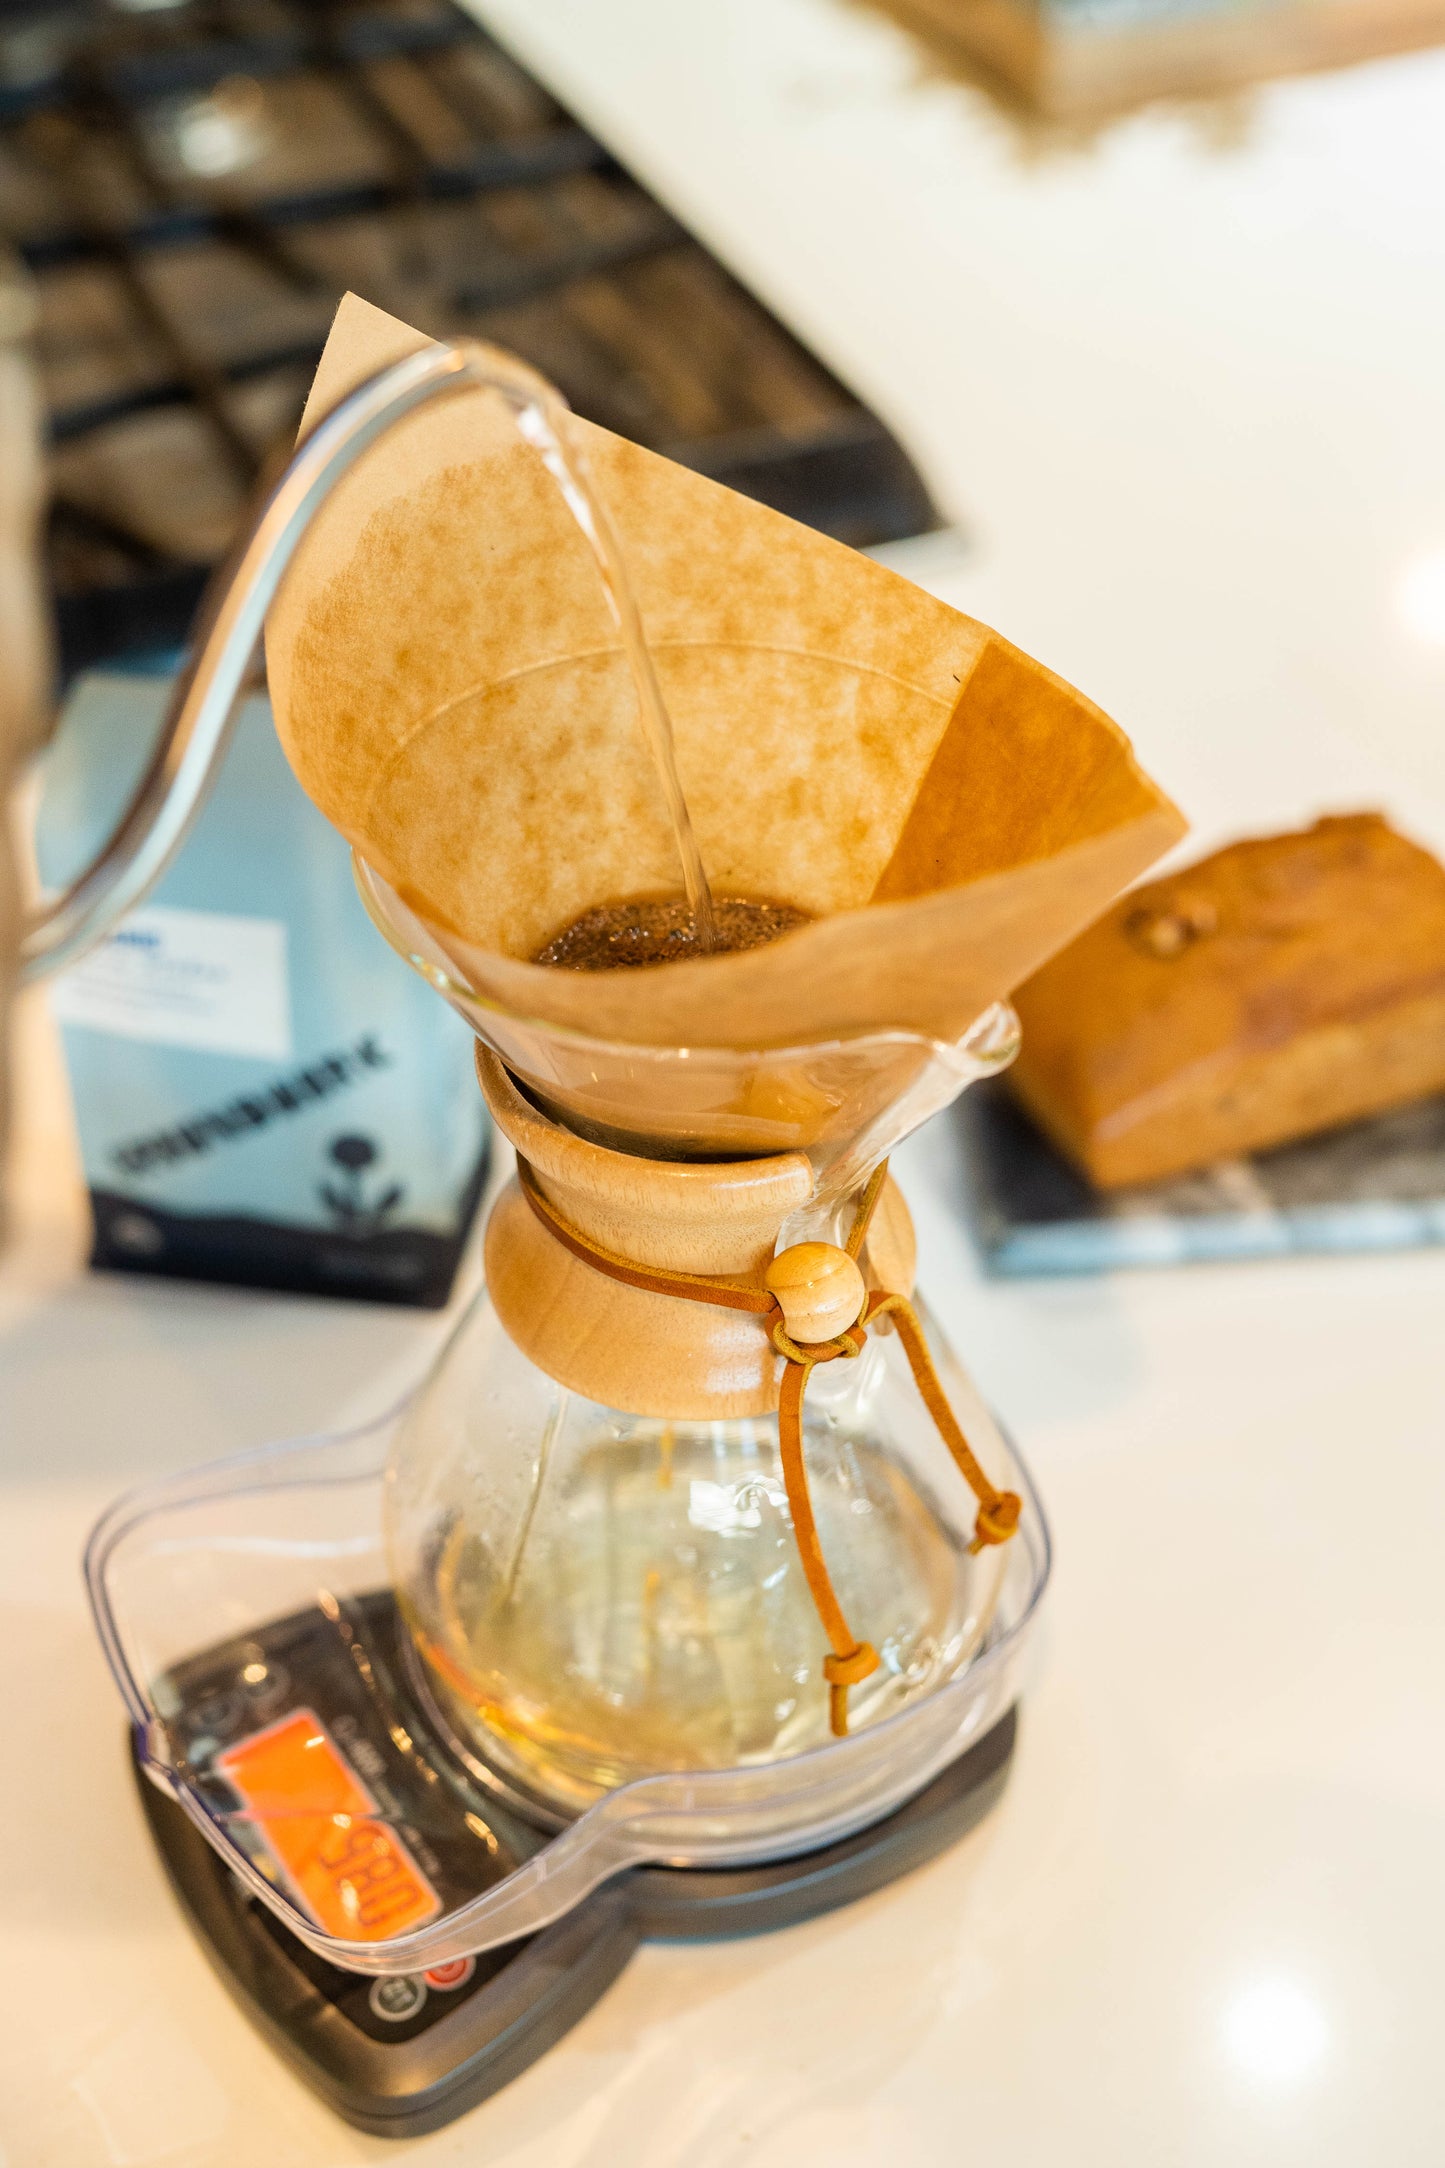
[535,896,809,971]
[409,1416,970,1814]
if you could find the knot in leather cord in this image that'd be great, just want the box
[516,1155,1022,1739]
[971,1491,1023,1549]
[768,1313,867,1367]
[822,1642,880,1688]
[822,1639,880,1735]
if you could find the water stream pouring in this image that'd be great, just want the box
[499,352,716,953]
[85,295,1185,2133]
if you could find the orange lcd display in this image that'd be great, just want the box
[217,1709,440,1942]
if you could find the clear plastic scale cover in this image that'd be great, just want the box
[87,1365,1048,1977]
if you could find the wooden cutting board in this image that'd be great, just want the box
[884,0,1445,117]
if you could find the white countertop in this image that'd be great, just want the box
[5,3,1445,2160]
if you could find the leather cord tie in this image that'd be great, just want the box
[516,1157,1022,1738]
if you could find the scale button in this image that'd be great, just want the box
[190,1692,239,1735]
[368,1975,427,2023]
[424,1958,475,1992]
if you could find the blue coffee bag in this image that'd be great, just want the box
[37,670,489,1305]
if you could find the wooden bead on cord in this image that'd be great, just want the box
[764,1242,866,1345]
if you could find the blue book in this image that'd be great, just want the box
[957,1076,1445,1275]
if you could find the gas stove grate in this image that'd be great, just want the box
[0,0,938,677]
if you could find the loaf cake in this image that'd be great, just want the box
[1008,813,1445,1189]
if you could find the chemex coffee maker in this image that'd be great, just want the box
[75,298,1183,2135]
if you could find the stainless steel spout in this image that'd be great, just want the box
[20,339,557,981]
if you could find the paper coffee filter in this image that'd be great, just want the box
[267,295,1185,1050]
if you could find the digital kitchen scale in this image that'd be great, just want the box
[91,1390,1046,2140]
[133,1591,1018,2138]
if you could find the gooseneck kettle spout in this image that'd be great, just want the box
[20,338,638,981]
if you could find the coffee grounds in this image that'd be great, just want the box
[535,896,811,971]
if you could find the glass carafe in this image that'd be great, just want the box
[367,863,1027,1826]
[389,1284,1018,1821]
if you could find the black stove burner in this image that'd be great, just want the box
[3,0,939,679]
[135,1590,1016,2137]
